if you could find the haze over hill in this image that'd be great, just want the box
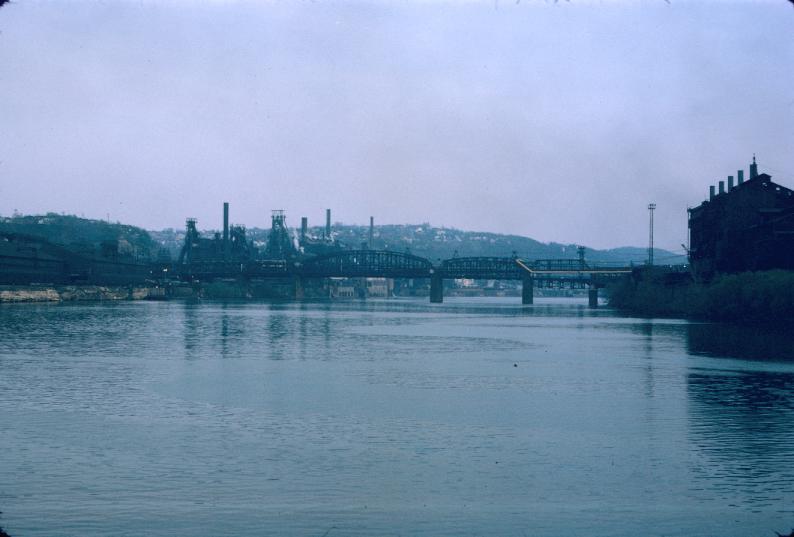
[0,213,685,265]
[150,222,685,265]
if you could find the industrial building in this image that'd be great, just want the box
[688,156,794,280]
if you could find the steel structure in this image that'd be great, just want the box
[176,247,634,283]
[179,259,289,281]
[299,249,432,279]
[515,258,631,286]
[439,256,522,280]
[173,203,635,290]
[265,210,297,259]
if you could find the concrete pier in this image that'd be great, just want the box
[294,276,305,300]
[430,273,443,303]
[588,286,599,308]
[522,275,534,305]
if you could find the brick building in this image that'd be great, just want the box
[688,156,794,281]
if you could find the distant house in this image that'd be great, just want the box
[365,277,391,298]
[328,278,356,298]
[688,156,794,281]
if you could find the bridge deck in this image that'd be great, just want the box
[176,250,636,282]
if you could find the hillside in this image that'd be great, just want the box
[0,213,157,259]
[151,222,685,265]
[1,213,684,265]
[326,224,683,265]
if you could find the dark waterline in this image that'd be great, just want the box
[1,297,793,536]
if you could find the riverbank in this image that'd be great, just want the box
[608,269,794,321]
[0,278,324,303]
[0,284,167,303]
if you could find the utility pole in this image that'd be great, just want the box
[647,203,656,266]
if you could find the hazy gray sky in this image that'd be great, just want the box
[1,0,792,251]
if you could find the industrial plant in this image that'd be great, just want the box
[688,156,794,280]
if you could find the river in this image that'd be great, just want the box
[1,297,793,536]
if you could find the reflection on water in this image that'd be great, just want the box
[687,368,794,508]
[1,298,794,537]
[683,318,794,514]
[687,321,794,362]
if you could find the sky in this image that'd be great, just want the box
[1,0,792,252]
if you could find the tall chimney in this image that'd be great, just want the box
[709,185,715,200]
[719,181,725,194]
[223,202,229,258]
[728,175,734,191]
[301,217,308,242]
[738,169,744,184]
[325,209,331,240]
[750,154,758,179]
[369,216,374,249]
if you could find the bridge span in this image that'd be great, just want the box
[295,250,631,305]
[178,249,634,306]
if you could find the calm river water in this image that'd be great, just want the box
[1,297,793,536]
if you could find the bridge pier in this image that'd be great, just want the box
[521,275,534,305]
[430,273,443,303]
[294,275,305,300]
[588,285,598,308]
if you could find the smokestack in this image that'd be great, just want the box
[750,154,758,179]
[728,175,734,191]
[301,217,308,242]
[709,185,715,200]
[738,170,744,184]
[325,209,331,240]
[719,181,725,194]
[369,216,374,249]
[223,202,229,258]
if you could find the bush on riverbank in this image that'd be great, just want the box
[608,269,794,321]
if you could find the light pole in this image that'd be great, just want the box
[648,203,656,266]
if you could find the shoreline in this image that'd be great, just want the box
[607,269,794,322]
[0,281,592,304]
[0,284,167,303]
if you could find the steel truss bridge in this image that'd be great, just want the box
[177,249,633,305]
